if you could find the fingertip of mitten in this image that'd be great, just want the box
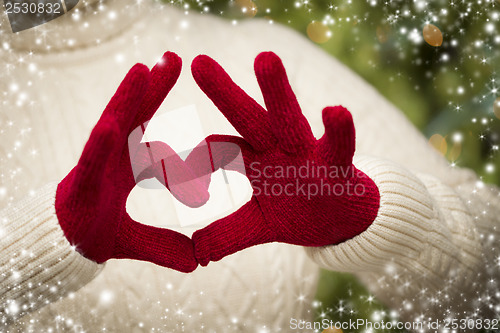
[191,54,214,74]
[159,51,181,66]
[174,238,198,273]
[321,106,353,128]
[152,51,182,79]
[191,230,211,267]
[254,51,284,77]
[318,106,356,166]
[129,63,150,79]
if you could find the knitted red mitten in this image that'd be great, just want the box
[55,52,198,272]
[190,52,380,266]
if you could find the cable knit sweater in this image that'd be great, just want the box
[0,1,499,332]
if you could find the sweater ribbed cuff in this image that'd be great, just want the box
[0,183,103,327]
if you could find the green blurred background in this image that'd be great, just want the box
[168,0,500,331]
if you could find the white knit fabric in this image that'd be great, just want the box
[0,0,499,332]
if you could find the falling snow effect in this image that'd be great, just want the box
[0,0,500,332]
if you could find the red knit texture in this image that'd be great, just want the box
[55,52,197,273]
[190,52,381,266]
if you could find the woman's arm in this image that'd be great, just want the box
[0,52,197,328]
[306,154,497,326]
[0,183,103,327]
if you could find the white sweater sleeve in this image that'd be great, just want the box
[0,183,103,327]
[305,155,499,324]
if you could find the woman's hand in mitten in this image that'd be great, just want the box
[55,52,198,273]
[190,52,380,266]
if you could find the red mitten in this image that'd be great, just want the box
[55,52,198,272]
[190,52,380,266]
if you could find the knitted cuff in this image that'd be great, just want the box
[304,155,480,281]
[0,183,103,327]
